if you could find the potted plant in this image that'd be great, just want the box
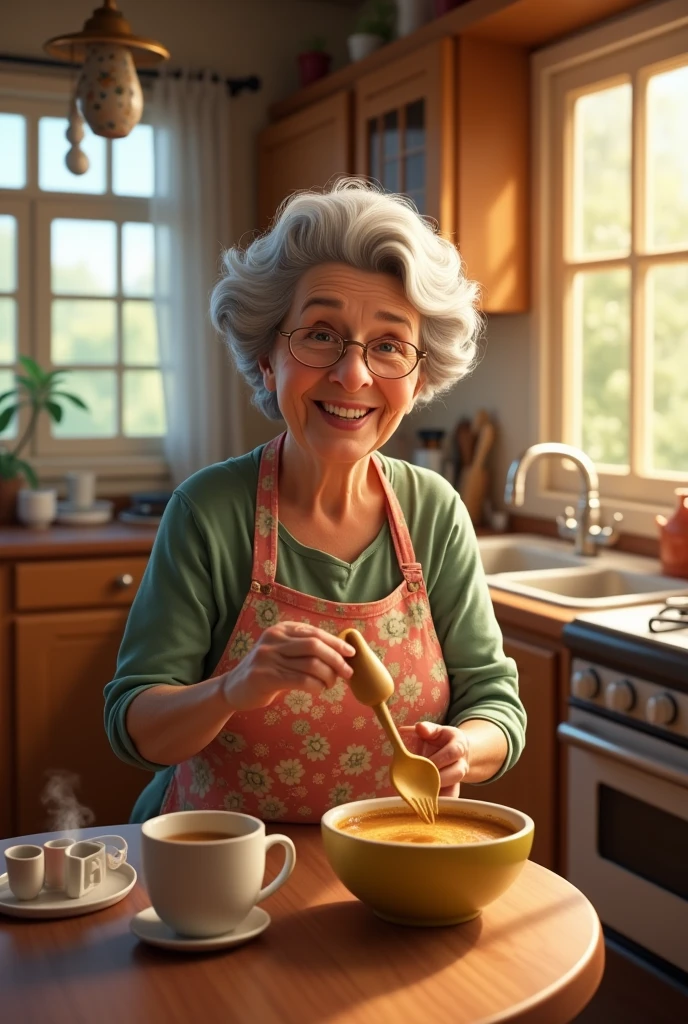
[348,0,396,63]
[297,36,332,89]
[0,356,88,525]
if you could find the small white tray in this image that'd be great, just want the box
[0,862,137,919]
[56,500,114,526]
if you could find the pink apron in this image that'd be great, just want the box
[161,433,450,822]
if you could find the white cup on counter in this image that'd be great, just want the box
[16,488,57,530]
[65,471,96,510]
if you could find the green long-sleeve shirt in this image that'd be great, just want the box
[104,443,525,822]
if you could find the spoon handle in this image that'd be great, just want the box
[373,702,407,756]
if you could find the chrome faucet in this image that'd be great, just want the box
[504,443,623,556]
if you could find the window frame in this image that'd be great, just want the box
[531,0,688,538]
[0,68,168,491]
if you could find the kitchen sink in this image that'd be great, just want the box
[477,535,585,574]
[478,534,688,608]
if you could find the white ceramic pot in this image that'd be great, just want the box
[396,0,431,36]
[77,42,143,139]
[347,33,385,62]
[16,488,57,530]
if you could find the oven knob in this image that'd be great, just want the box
[645,693,678,726]
[604,679,635,712]
[571,668,600,699]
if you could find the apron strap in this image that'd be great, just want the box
[250,432,283,589]
[372,454,424,590]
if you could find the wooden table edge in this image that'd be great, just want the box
[482,908,605,1024]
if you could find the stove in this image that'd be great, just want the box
[563,597,688,694]
[559,597,688,982]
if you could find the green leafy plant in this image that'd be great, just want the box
[0,356,88,488]
[354,0,396,41]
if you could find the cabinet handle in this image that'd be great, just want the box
[116,573,134,588]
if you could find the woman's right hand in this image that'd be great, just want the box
[221,622,356,712]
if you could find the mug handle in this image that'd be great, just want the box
[257,834,296,903]
[91,834,128,870]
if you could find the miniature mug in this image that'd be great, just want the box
[63,835,129,899]
[4,845,45,900]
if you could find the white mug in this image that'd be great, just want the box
[44,834,127,892]
[65,471,96,510]
[4,844,45,900]
[16,488,57,530]
[141,810,296,938]
[64,835,129,899]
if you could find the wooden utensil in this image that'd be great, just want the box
[458,417,496,525]
[339,628,441,825]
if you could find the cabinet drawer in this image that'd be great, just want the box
[15,557,148,611]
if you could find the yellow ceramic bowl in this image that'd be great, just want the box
[321,796,534,926]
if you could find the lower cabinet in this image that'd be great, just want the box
[461,633,559,870]
[15,610,151,835]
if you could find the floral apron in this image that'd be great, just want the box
[161,432,451,823]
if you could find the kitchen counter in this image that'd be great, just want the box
[0,521,157,559]
[0,521,577,628]
[0,823,605,1024]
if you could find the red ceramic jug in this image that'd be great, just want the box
[656,488,688,579]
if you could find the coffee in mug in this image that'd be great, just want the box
[141,810,296,938]
[165,831,241,842]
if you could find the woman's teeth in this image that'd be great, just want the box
[320,402,370,420]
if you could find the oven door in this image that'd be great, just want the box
[558,708,688,973]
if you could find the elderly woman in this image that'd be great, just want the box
[105,178,525,823]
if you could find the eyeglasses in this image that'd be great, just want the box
[279,327,426,380]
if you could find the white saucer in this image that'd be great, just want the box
[56,499,114,526]
[0,862,136,919]
[130,905,271,952]
[118,510,162,526]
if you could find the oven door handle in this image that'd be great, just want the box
[557,723,688,788]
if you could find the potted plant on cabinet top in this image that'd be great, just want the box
[348,0,396,63]
[297,37,332,88]
[0,356,88,525]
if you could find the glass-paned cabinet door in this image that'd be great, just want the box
[367,102,426,212]
[356,40,454,233]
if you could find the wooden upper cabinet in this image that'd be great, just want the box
[257,90,352,231]
[260,33,530,311]
[355,35,529,311]
[355,39,455,236]
[455,35,530,312]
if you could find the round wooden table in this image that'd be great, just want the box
[1,824,603,1024]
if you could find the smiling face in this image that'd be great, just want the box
[259,264,424,463]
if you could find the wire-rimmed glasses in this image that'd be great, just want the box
[648,595,688,633]
[279,327,426,380]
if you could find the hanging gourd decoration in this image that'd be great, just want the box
[76,43,143,138]
[65,94,90,175]
[43,0,170,140]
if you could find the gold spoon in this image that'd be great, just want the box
[339,628,441,825]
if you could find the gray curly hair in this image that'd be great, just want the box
[210,178,482,420]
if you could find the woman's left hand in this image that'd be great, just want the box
[398,721,469,796]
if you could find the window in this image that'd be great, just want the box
[0,72,166,484]
[534,2,688,530]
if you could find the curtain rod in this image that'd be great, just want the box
[0,53,261,97]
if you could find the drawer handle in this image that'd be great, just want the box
[116,573,134,588]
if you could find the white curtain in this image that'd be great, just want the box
[150,72,243,486]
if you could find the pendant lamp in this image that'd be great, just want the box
[44,0,170,140]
